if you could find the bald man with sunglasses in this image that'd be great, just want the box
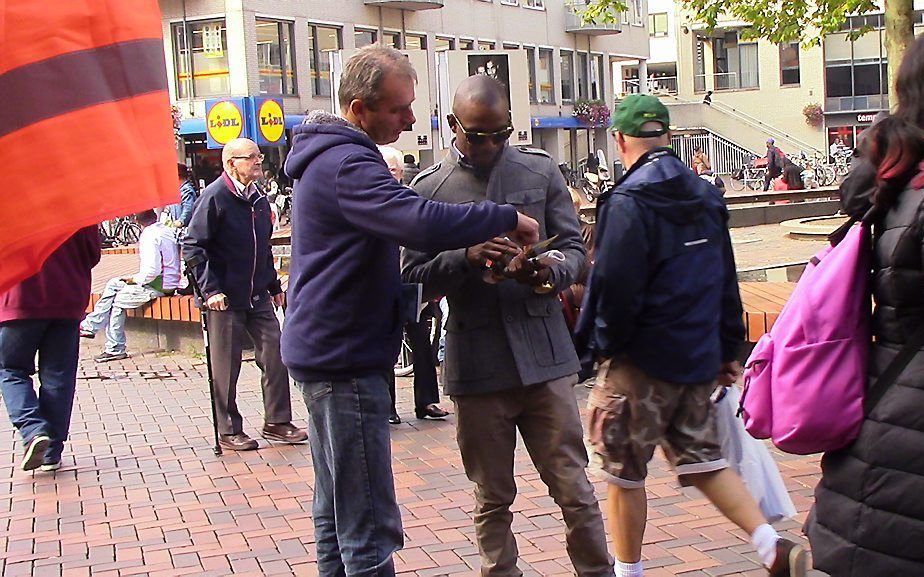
[402,76,613,576]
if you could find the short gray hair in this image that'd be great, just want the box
[339,45,417,110]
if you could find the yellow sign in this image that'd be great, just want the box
[258,100,285,143]
[206,100,243,145]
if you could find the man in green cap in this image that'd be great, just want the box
[575,94,806,577]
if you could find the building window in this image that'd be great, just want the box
[649,13,668,37]
[779,42,800,86]
[172,19,230,99]
[590,54,604,100]
[713,32,759,90]
[308,24,341,97]
[823,25,889,111]
[503,42,520,50]
[478,40,496,50]
[459,38,475,50]
[256,19,296,95]
[354,28,376,48]
[435,36,455,51]
[577,52,589,99]
[500,0,518,5]
[524,0,545,8]
[383,31,401,48]
[525,47,538,103]
[406,34,427,50]
[560,50,574,101]
[538,48,554,103]
[628,0,644,25]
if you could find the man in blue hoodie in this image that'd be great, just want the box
[282,45,539,577]
[576,95,805,577]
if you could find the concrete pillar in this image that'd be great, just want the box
[224,0,249,96]
[638,59,649,94]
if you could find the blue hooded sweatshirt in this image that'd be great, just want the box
[282,111,518,382]
[575,147,744,384]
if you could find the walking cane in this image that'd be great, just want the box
[183,254,222,456]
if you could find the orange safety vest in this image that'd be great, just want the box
[0,0,178,294]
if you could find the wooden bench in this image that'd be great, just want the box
[87,278,795,342]
[739,281,795,342]
[85,275,290,324]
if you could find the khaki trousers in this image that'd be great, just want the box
[453,375,614,577]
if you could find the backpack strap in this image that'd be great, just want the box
[865,324,924,413]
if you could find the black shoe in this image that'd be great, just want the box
[388,412,401,425]
[40,460,62,472]
[767,538,807,577]
[94,351,128,363]
[22,435,50,471]
[415,404,449,420]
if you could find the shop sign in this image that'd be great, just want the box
[205,99,245,146]
[255,99,285,144]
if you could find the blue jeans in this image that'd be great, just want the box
[0,319,80,463]
[81,278,162,354]
[296,373,403,577]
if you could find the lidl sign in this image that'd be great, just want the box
[204,97,287,149]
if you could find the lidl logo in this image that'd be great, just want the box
[207,101,244,145]
[258,100,285,143]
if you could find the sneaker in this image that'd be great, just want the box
[40,461,62,472]
[94,351,128,363]
[767,538,808,577]
[22,435,50,471]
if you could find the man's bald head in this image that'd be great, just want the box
[452,75,509,118]
[222,138,262,185]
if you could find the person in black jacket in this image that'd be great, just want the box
[183,138,307,452]
[576,94,805,577]
[763,138,784,191]
[806,34,924,577]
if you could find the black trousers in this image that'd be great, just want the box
[389,302,440,414]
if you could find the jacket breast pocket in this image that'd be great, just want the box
[506,188,546,217]
[524,297,570,367]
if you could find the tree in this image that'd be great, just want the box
[579,0,915,99]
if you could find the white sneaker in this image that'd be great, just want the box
[40,461,62,472]
[21,435,50,471]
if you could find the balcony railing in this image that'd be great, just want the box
[363,0,444,9]
[565,2,623,35]
[694,71,759,92]
[824,94,889,112]
[618,76,678,98]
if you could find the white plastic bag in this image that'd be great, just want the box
[714,386,797,524]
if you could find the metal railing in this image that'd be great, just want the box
[671,131,756,176]
[618,76,678,98]
[708,100,824,156]
[694,71,761,92]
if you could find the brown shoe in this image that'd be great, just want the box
[262,422,308,444]
[219,433,258,451]
[768,538,807,577]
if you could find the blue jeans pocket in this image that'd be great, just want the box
[296,381,332,408]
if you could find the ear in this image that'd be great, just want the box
[446,114,456,129]
[348,99,366,120]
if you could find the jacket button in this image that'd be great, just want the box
[505,315,514,323]
[546,303,552,314]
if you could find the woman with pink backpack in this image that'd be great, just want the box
[806,34,924,576]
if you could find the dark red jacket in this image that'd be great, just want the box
[0,226,101,322]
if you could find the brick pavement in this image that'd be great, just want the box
[0,350,827,576]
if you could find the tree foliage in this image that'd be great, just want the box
[579,0,915,96]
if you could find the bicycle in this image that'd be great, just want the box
[99,216,142,247]
[729,156,767,191]
[795,151,836,188]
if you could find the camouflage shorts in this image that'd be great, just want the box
[585,357,727,488]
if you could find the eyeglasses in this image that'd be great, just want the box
[450,115,513,146]
[231,153,265,162]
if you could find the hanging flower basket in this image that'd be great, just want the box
[171,104,183,145]
[803,103,824,128]
[573,99,611,127]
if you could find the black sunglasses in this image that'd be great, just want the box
[450,114,513,145]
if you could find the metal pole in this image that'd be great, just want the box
[184,258,222,456]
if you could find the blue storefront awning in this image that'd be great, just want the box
[181,115,600,135]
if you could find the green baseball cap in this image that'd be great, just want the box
[611,94,670,137]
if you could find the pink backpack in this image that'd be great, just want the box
[739,221,871,454]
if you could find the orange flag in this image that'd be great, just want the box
[0,0,179,293]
